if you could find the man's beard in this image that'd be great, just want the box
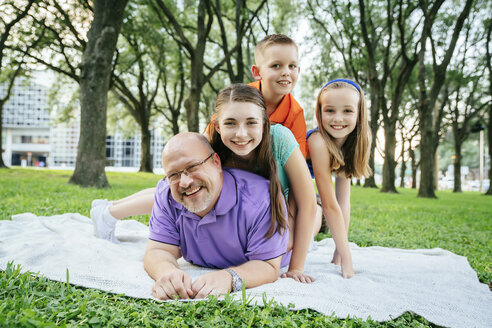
[181,188,212,214]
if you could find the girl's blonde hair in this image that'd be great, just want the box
[315,80,372,178]
[210,83,287,238]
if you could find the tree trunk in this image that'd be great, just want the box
[153,0,211,133]
[485,16,492,196]
[381,120,398,193]
[171,114,180,135]
[485,105,492,195]
[418,108,437,198]
[0,104,7,168]
[364,89,379,188]
[364,147,378,187]
[69,0,129,188]
[184,86,201,132]
[416,19,435,198]
[139,125,152,172]
[410,148,417,189]
[417,0,473,198]
[184,45,205,133]
[486,105,492,195]
[400,160,406,188]
[453,141,462,192]
[185,91,200,132]
[186,0,208,133]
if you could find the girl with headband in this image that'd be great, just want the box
[306,79,372,278]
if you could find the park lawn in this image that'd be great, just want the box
[1,167,491,327]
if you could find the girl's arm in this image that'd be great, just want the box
[281,147,317,283]
[308,133,354,278]
[335,176,351,232]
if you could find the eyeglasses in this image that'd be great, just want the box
[166,152,215,184]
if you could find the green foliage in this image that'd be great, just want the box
[438,129,484,171]
[0,261,436,327]
[0,168,160,224]
[269,0,299,35]
[1,168,489,326]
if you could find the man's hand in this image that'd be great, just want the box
[281,269,315,283]
[191,270,232,299]
[152,268,193,300]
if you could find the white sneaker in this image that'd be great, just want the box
[91,205,120,244]
[91,199,109,209]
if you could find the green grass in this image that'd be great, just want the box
[1,167,491,327]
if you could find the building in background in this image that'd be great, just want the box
[1,79,51,167]
[1,78,164,170]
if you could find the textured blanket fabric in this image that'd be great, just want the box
[0,213,490,328]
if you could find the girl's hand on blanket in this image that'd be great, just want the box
[281,270,315,283]
[152,268,194,300]
[341,259,354,279]
[331,249,342,266]
[332,248,354,279]
[192,270,232,299]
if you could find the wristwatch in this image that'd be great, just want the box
[224,268,243,293]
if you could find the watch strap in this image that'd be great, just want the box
[224,268,242,292]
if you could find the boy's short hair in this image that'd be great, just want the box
[254,34,298,64]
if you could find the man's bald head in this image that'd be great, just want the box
[162,132,214,170]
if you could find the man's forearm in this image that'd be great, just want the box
[143,248,180,280]
[230,259,280,289]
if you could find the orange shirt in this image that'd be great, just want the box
[206,81,307,157]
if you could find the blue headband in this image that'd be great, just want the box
[322,79,361,93]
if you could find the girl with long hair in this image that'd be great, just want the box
[307,79,372,278]
[210,83,317,283]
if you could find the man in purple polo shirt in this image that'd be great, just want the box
[143,132,288,300]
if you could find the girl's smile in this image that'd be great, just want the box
[232,140,252,146]
[330,125,348,130]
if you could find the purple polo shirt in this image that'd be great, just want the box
[149,168,290,269]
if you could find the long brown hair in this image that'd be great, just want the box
[210,83,287,238]
[315,80,372,178]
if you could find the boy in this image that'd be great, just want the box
[207,34,307,157]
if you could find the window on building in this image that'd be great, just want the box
[21,136,32,143]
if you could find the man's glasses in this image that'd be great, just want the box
[166,153,215,184]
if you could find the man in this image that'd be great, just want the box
[143,132,288,300]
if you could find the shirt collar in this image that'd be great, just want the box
[213,168,237,215]
[256,80,291,124]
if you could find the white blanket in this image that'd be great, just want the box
[0,213,490,328]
